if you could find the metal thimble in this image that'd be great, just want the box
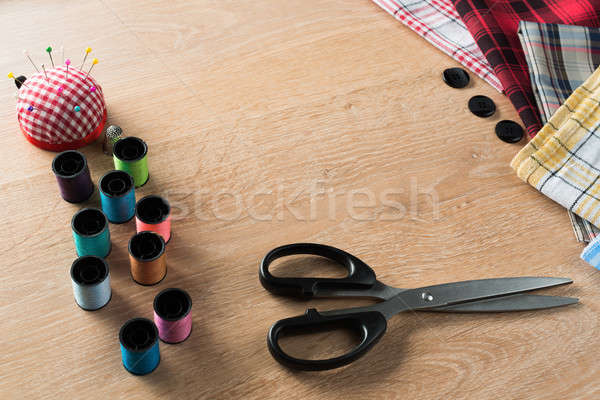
[103,125,124,155]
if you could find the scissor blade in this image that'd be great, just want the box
[426,294,579,313]
[378,277,574,318]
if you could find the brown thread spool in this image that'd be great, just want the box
[128,231,166,285]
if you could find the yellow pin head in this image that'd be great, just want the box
[85,47,92,54]
[92,58,98,65]
[7,72,14,79]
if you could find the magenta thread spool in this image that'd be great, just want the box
[135,195,171,243]
[52,150,94,203]
[153,288,192,344]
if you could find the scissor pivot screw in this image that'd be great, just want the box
[421,292,434,302]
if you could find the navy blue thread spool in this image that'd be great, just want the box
[52,150,94,203]
[70,256,111,311]
[71,208,111,257]
[119,318,160,375]
[99,170,136,223]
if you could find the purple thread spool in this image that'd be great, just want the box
[52,150,94,203]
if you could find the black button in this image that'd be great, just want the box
[15,75,26,89]
[443,68,470,88]
[495,120,524,143]
[468,95,496,118]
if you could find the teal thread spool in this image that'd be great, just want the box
[71,208,111,257]
[113,137,149,187]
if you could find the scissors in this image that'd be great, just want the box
[259,243,579,371]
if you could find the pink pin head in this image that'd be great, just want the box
[90,86,96,92]
[57,85,64,94]
[65,59,71,66]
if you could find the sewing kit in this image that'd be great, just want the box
[13,2,599,378]
[6,45,191,375]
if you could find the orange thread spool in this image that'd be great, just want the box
[128,231,166,285]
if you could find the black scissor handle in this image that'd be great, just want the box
[267,308,387,371]
[259,243,377,298]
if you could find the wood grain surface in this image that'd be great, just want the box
[0,1,597,399]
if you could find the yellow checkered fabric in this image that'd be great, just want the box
[512,65,600,227]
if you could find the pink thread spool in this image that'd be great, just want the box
[135,195,171,243]
[153,288,192,344]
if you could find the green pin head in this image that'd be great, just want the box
[46,46,52,53]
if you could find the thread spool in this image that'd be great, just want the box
[70,256,111,311]
[128,231,166,285]
[52,150,94,203]
[119,318,160,375]
[153,288,192,344]
[99,170,136,223]
[135,195,171,243]
[113,137,149,187]
[72,208,111,258]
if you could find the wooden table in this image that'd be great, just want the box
[1,1,597,399]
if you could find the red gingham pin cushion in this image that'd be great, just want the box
[16,65,106,151]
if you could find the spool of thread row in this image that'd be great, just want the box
[52,150,94,203]
[72,208,111,258]
[128,231,166,285]
[135,195,171,243]
[153,288,192,344]
[113,137,149,187]
[119,318,160,375]
[99,170,136,223]
[70,256,111,311]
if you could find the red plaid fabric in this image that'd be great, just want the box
[16,65,106,151]
[451,0,600,138]
[372,0,502,91]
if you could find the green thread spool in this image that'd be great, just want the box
[113,137,149,187]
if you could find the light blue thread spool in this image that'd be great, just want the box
[71,208,111,257]
[99,170,136,223]
[70,256,111,311]
[119,318,160,375]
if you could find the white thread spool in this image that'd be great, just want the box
[70,256,111,311]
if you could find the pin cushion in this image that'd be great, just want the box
[15,65,106,151]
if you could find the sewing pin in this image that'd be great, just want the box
[22,50,40,73]
[46,46,55,68]
[41,63,49,80]
[8,72,29,88]
[85,58,98,79]
[80,47,92,69]
[65,59,71,81]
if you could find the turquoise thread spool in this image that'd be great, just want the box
[71,208,111,257]
[119,318,160,375]
[99,170,136,223]
[113,137,149,187]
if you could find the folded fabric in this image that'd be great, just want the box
[519,21,600,242]
[451,0,600,138]
[371,0,502,91]
[511,65,600,228]
[568,210,599,242]
[581,234,600,269]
